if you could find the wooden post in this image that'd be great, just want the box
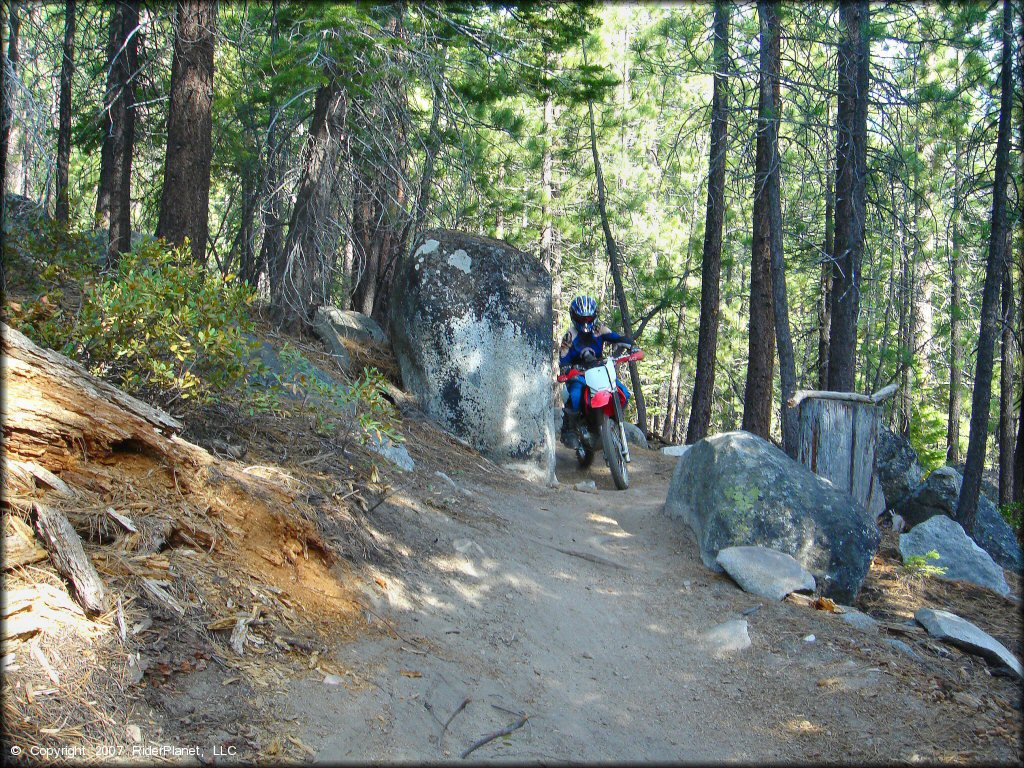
[790,384,897,519]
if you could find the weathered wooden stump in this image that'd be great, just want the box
[790,384,897,519]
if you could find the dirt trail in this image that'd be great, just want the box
[275,443,1021,764]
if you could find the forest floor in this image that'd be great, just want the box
[4,326,1023,765]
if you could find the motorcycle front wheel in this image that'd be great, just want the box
[600,412,629,490]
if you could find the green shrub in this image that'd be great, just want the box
[9,235,264,405]
[901,549,947,579]
[999,500,1023,540]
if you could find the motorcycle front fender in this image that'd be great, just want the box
[590,390,612,408]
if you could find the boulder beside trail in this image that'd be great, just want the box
[874,428,924,509]
[898,515,1009,597]
[894,465,1022,572]
[390,230,554,483]
[664,430,880,604]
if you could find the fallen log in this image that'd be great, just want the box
[32,502,108,616]
[1,323,186,470]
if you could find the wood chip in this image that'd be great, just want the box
[105,507,138,533]
[399,670,422,678]
[140,579,185,617]
[3,515,48,570]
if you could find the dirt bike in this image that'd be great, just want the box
[557,348,644,491]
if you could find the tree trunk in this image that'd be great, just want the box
[818,167,834,390]
[586,79,647,433]
[109,0,138,265]
[946,151,963,464]
[826,0,869,392]
[663,305,685,443]
[958,0,1014,531]
[156,0,217,265]
[54,0,75,224]
[999,254,1016,505]
[94,1,117,231]
[759,0,797,457]
[741,0,776,442]
[796,394,886,519]
[5,1,21,199]
[686,0,729,445]
[256,0,282,291]
[271,80,346,334]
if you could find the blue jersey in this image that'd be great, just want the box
[559,323,630,368]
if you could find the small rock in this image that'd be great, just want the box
[368,433,415,472]
[661,444,690,457]
[702,619,751,655]
[582,652,593,659]
[126,724,142,743]
[915,608,1022,678]
[574,480,598,493]
[621,423,649,449]
[323,674,344,685]
[838,607,879,633]
[715,545,816,601]
[803,634,816,643]
[885,638,923,662]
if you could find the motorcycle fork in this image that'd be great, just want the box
[611,394,631,463]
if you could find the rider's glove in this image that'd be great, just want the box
[629,344,641,354]
[559,365,570,375]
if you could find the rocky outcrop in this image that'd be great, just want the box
[874,428,924,509]
[664,431,880,603]
[898,515,1009,596]
[894,465,1022,572]
[390,231,554,483]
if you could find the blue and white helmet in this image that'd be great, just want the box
[569,295,598,335]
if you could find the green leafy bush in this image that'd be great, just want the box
[999,500,1023,542]
[900,549,947,579]
[9,234,263,405]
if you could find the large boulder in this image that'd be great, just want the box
[664,430,881,603]
[894,465,1022,572]
[898,515,1009,597]
[390,230,554,483]
[875,428,924,509]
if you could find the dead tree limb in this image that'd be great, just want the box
[32,502,108,615]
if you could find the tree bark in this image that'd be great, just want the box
[818,166,834,390]
[958,0,1014,531]
[54,0,75,223]
[999,253,1016,505]
[156,0,217,265]
[271,80,346,334]
[586,75,647,433]
[826,0,869,393]
[32,502,107,615]
[5,1,21,199]
[663,305,685,442]
[256,0,282,290]
[686,0,729,445]
[946,144,963,463]
[759,0,797,457]
[741,1,777,442]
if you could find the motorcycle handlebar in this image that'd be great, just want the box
[556,349,643,382]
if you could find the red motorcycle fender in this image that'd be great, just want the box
[590,390,611,408]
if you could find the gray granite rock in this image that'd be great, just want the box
[884,638,923,662]
[899,515,1009,597]
[895,465,1022,572]
[315,306,387,346]
[875,428,925,509]
[701,619,751,655]
[664,431,880,603]
[915,608,1022,678]
[368,434,415,472]
[391,231,554,484]
[838,608,879,633]
[715,546,816,601]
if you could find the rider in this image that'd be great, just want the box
[558,294,637,448]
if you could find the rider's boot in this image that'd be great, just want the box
[560,406,581,449]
